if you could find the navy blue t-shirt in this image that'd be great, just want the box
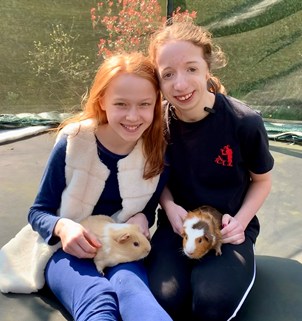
[164,94,274,242]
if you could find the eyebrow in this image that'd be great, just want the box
[161,60,200,71]
[113,96,155,101]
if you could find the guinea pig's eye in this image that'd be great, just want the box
[198,237,203,244]
[133,241,140,247]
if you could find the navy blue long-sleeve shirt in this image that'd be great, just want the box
[28,135,169,245]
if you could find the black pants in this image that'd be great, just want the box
[146,217,256,321]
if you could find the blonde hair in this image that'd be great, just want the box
[58,52,166,179]
[149,19,227,94]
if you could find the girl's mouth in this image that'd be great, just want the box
[175,92,193,102]
[121,124,142,132]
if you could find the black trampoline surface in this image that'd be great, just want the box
[0,132,301,320]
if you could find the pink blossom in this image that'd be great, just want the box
[92,0,197,58]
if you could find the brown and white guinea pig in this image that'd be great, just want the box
[80,215,151,274]
[182,205,223,259]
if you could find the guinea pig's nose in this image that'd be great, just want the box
[184,249,194,257]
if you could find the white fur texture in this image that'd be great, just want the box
[0,119,159,294]
[183,216,205,256]
[0,225,60,293]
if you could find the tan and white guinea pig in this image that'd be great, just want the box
[182,205,223,259]
[80,215,151,274]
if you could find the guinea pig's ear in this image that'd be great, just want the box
[204,231,213,243]
[197,208,204,215]
[116,233,131,244]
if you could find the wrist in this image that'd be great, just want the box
[53,218,67,237]
[162,200,177,214]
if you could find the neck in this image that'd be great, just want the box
[175,92,215,122]
[175,108,208,122]
[95,125,137,155]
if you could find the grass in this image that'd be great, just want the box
[0,0,301,120]
[0,0,100,114]
[186,0,302,120]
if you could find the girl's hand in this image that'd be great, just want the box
[165,204,187,236]
[54,218,101,258]
[221,214,245,245]
[126,213,150,239]
[159,186,187,235]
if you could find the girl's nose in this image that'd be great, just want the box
[173,74,188,91]
[126,106,139,121]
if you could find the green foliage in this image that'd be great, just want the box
[209,0,302,36]
[0,0,301,120]
[92,0,196,58]
[195,0,302,120]
[92,0,163,58]
[5,92,20,105]
[0,0,99,113]
[215,10,302,95]
[186,0,260,25]
[27,24,93,104]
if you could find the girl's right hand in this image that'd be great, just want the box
[54,218,102,258]
[165,203,188,236]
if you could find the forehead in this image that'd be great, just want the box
[156,40,205,68]
[106,73,156,97]
[110,73,150,88]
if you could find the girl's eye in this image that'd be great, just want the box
[115,102,127,107]
[140,102,151,107]
[188,67,197,72]
[162,72,173,80]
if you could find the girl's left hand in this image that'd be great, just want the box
[126,213,150,239]
[221,214,245,245]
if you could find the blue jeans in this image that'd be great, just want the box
[45,249,172,321]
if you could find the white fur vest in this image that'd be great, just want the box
[0,119,159,293]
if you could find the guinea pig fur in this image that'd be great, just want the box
[182,205,223,259]
[80,215,151,274]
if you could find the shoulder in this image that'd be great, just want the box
[57,119,98,142]
[49,134,68,163]
[223,95,261,118]
[220,94,265,130]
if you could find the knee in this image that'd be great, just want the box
[150,278,191,321]
[192,289,236,321]
[74,282,120,321]
[108,262,148,292]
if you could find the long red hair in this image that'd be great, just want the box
[58,52,166,179]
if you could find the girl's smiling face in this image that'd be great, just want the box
[101,73,156,147]
[156,40,213,121]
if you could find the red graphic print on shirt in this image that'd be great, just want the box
[214,145,233,167]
